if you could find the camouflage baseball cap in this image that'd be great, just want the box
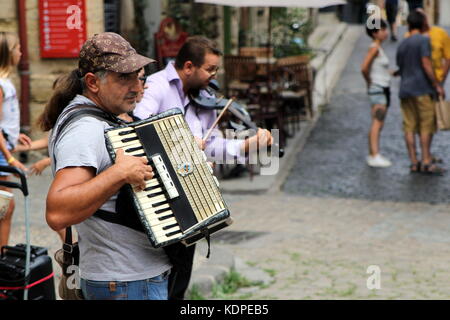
[78,32,155,76]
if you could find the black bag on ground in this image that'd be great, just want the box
[0,165,55,300]
[0,244,55,300]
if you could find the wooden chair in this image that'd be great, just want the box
[221,55,286,179]
[232,51,292,144]
[239,47,276,80]
[276,54,310,67]
[223,55,258,99]
[239,47,274,58]
[274,60,314,137]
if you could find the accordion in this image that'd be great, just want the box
[104,109,232,248]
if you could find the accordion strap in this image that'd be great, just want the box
[201,228,211,259]
[62,226,79,275]
[62,226,72,263]
[53,106,143,238]
[54,106,123,140]
[93,209,122,225]
[93,208,144,233]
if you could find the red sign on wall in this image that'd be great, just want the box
[39,0,87,58]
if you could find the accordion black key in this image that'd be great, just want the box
[105,109,232,248]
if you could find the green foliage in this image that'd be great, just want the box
[238,8,313,58]
[187,269,261,300]
[132,0,150,56]
[166,0,189,30]
[290,252,301,262]
[270,8,314,58]
[212,269,258,299]
[187,285,206,300]
[167,0,220,39]
[263,268,276,277]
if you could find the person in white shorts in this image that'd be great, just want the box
[361,19,393,168]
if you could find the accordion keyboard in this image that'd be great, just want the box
[105,112,229,247]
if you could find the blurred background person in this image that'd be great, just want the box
[361,19,393,168]
[396,11,444,175]
[416,8,450,88]
[0,32,33,247]
[384,0,399,41]
[407,0,423,11]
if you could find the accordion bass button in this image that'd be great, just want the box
[213,176,220,187]
[167,187,179,199]
[151,154,179,199]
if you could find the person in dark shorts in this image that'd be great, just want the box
[385,0,399,41]
[407,0,423,11]
[396,11,445,175]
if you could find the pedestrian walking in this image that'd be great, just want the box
[134,36,273,300]
[402,9,450,165]
[407,0,423,11]
[43,32,172,300]
[0,32,33,248]
[396,11,445,174]
[416,9,450,87]
[361,19,393,168]
[384,0,399,41]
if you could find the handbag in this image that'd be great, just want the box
[53,227,84,300]
[435,97,450,130]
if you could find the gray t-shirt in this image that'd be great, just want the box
[50,95,171,282]
[396,34,435,99]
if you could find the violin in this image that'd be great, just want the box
[189,80,284,158]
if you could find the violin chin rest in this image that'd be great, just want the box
[208,79,220,91]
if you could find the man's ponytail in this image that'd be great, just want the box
[37,69,83,131]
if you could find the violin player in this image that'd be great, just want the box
[134,36,273,300]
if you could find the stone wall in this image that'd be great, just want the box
[0,0,104,139]
[438,0,450,26]
[423,0,436,25]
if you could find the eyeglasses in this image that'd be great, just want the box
[139,75,147,84]
[202,66,219,76]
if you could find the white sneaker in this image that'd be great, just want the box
[366,154,392,168]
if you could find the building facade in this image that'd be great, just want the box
[0,0,104,138]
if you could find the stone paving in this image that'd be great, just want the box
[9,181,450,300]
[213,194,450,299]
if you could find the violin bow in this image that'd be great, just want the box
[203,97,235,142]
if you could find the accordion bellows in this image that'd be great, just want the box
[105,108,232,248]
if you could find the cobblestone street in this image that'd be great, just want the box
[216,195,450,299]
